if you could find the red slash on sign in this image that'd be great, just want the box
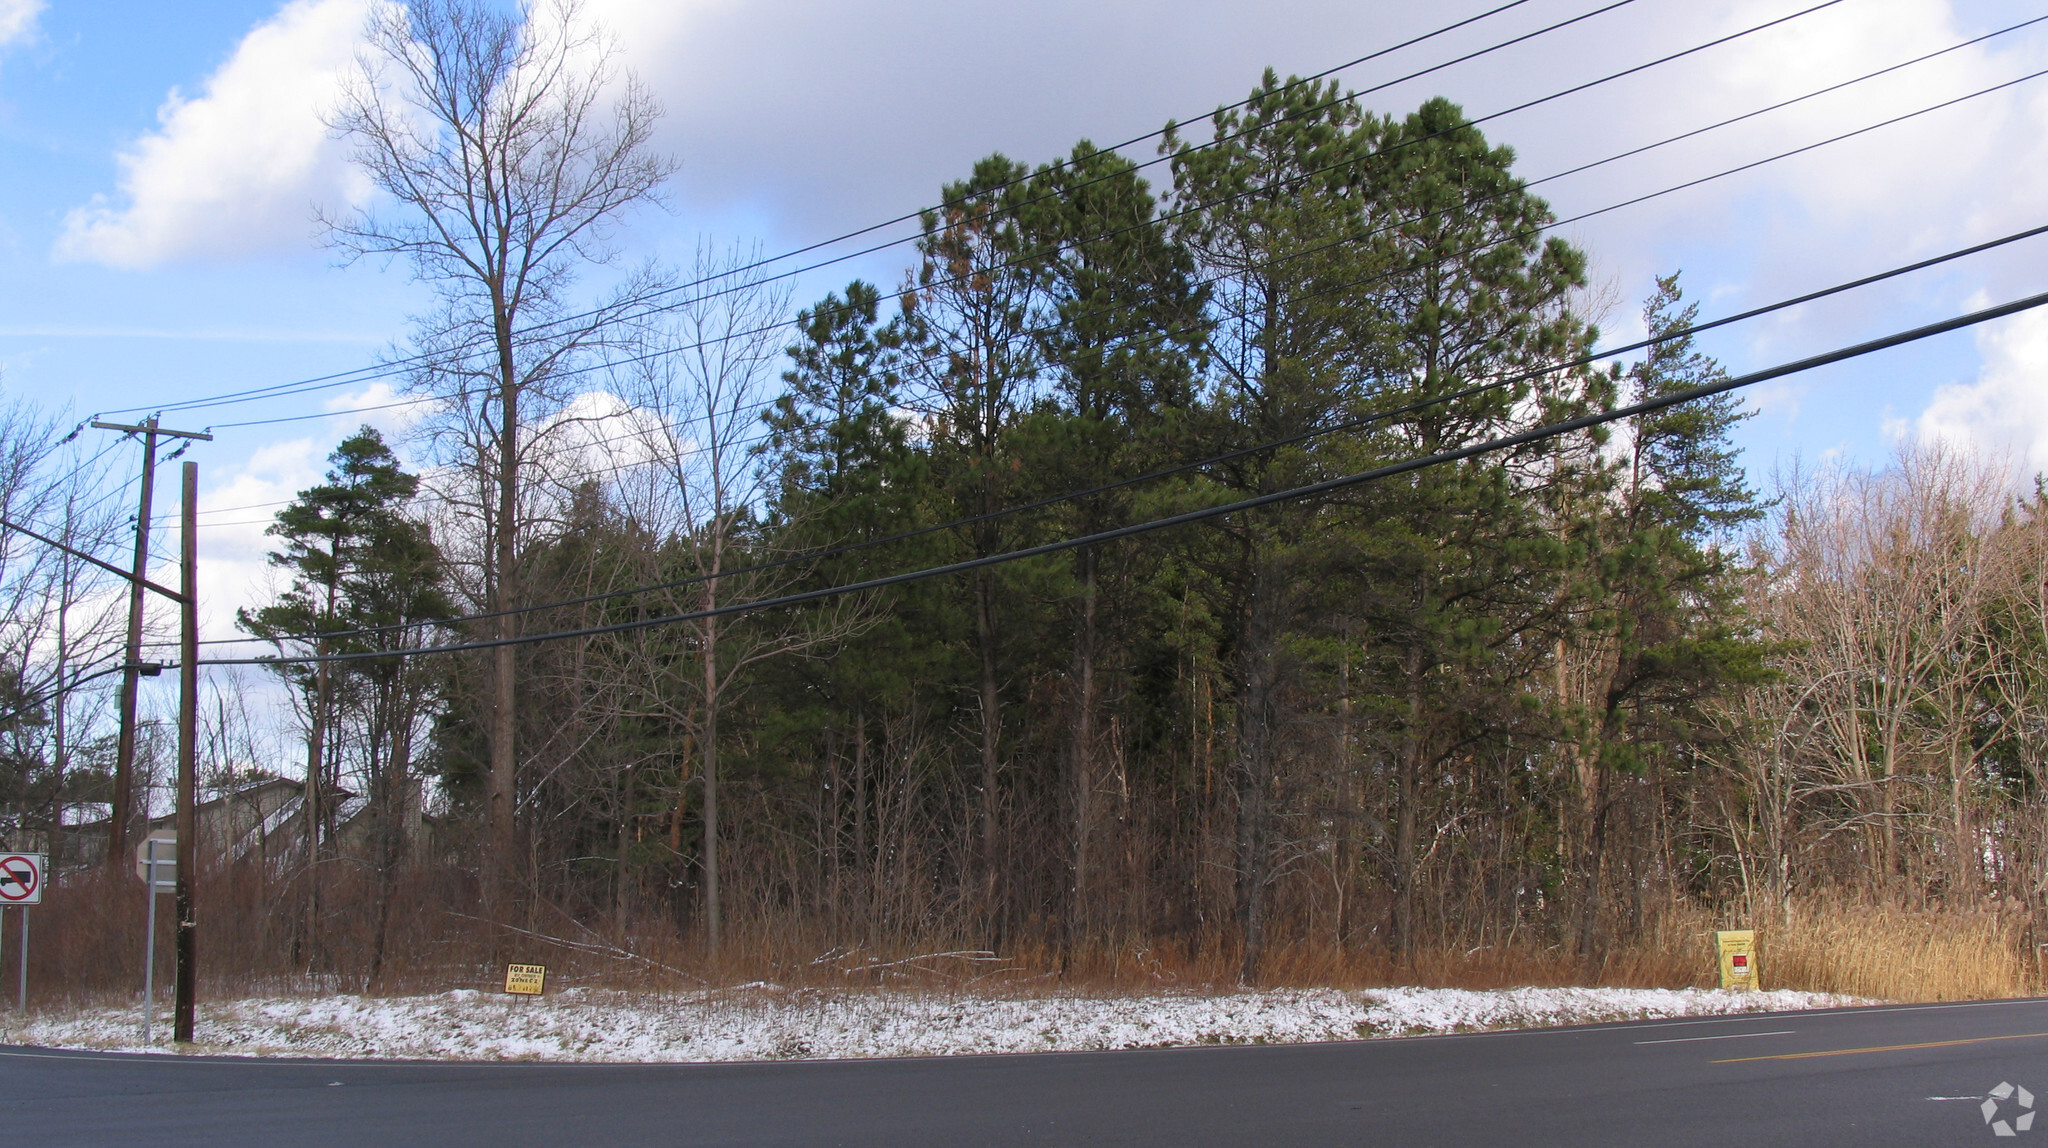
[0,854,44,904]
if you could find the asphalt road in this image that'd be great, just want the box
[5,998,2048,1146]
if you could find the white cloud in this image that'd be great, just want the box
[538,390,672,480]
[0,0,41,49]
[1916,306,2048,476]
[55,0,376,269]
[181,435,328,645]
[324,379,431,439]
[579,0,2048,295]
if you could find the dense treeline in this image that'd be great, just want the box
[8,2,2048,994]
[402,73,1651,979]
[252,67,2033,980]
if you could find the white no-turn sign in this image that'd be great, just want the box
[0,854,44,904]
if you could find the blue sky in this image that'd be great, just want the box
[5,0,2048,639]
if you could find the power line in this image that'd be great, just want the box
[477,51,2048,474]
[162,420,783,531]
[0,429,140,543]
[204,219,2048,647]
[91,0,1657,422]
[194,60,2048,645]
[99,0,1980,560]
[166,0,2003,449]
[0,662,147,729]
[97,20,2048,643]
[478,0,1852,394]
[465,0,1665,357]
[202,286,2048,669]
[99,0,1744,425]
[174,11,2030,533]
[155,58,2048,655]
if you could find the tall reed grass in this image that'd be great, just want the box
[6,871,2034,1006]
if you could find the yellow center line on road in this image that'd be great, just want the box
[1715,1031,2048,1064]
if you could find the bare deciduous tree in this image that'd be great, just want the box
[0,401,131,857]
[609,245,864,953]
[328,0,677,875]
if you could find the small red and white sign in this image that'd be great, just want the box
[0,854,45,904]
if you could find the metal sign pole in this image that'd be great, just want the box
[142,848,157,1046]
[18,905,27,1012]
[173,461,197,1045]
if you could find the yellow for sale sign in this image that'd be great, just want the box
[1716,930,1759,991]
[505,963,548,995]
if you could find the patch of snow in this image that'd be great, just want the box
[1,986,1865,1063]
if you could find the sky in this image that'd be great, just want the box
[5,0,2048,651]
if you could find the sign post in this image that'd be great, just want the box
[0,853,44,1013]
[135,835,175,1044]
[1716,929,1759,991]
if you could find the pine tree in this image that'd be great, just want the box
[1568,273,1768,959]
[1013,140,1205,953]
[1165,71,1397,980]
[240,427,447,966]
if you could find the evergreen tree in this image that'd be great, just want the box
[904,155,1061,928]
[1567,273,1768,958]
[1345,96,1601,956]
[1165,71,1398,980]
[1013,140,1205,952]
[241,427,448,966]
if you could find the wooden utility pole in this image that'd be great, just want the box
[0,448,205,1042]
[174,460,198,1043]
[91,418,211,866]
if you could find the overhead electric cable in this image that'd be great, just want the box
[93,23,2048,649]
[200,288,2048,667]
[164,419,783,529]
[6,433,138,540]
[94,0,1651,421]
[164,56,2048,617]
[199,218,2048,644]
[246,39,2042,462]
[177,0,1970,435]
[197,286,2048,668]
[195,52,2048,636]
[0,662,139,728]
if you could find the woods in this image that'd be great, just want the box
[9,5,2048,1000]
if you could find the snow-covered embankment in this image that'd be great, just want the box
[4,985,1864,1062]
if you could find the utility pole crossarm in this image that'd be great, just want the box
[0,516,184,602]
[89,420,214,442]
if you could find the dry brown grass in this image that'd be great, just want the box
[16,870,2038,1005]
[636,900,2037,1002]
[1754,901,2031,1002]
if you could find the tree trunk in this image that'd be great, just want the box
[854,710,869,928]
[489,319,520,892]
[1234,561,1284,985]
[1067,548,1099,958]
[668,736,691,935]
[701,596,722,955]
[304,602,332,971]
[975,575,1002,929]
[367,700,412,990]
[1391,646,1422,958]
[1336,640,1354,949]
[826,725,842,933]
[1577,739,1613,964]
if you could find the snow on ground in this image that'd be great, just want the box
[2,985,1864,1062]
